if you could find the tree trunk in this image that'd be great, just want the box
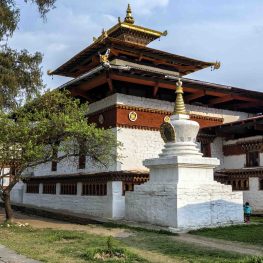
[3,191,14,223]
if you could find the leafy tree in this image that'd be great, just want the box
[0,0,56,112]
[0,90,118,222]
[0,1,119,222]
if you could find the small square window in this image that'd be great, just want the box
[246,151,259,167]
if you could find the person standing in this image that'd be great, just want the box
[244,202,252,223]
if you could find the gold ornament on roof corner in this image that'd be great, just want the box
[102,28,108,39]
[99,49,111,68]
[174,78,187,115]
[47,69,53,76]
[212,61,221,70]
[124,4,135,24]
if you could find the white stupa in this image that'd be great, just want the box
[125,79,244,229]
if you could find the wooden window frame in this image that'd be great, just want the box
[26,183,39,194]
[200,142,211,157]
[43,183,56,195]
[60,183,77,195]
[246,151,260,168]
[82,183,107,196]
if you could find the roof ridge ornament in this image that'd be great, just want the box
[212,61,221,71]
[99,49,111,69]
[124,4,135,24]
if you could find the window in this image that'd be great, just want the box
[259,179,263,190]
[43,183,56,194]
[60,183,77,195]
[231,179,249,191]
[123,183,134,195]
[51,161,57,171]
[82,183,107,196]
[201,143,211,157]
[246,151,260,167]
[26,183,39,194]
[78,155,86,169]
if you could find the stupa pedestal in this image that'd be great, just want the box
[125,98,244,229]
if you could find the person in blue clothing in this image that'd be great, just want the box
[244,202,252,223]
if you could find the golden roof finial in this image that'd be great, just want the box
[174,79,187,115]
[124,4,135,24]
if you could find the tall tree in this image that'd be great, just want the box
[0,90,118,222]
[0,1,119,222]
[0,0,56,112]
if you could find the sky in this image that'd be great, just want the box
[9,0,263,92]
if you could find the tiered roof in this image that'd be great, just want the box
[49,5,263,114]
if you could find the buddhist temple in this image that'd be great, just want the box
[10,5,263,221]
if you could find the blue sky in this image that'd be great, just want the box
[9,0,263,92]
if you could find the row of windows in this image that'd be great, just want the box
[227,180,249,191]
[226,179,263,191]
[26,183,108,196]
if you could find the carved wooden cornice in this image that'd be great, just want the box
[24,171,150,184]
[215,167,263,179]
[197,134,216,144]
[223,138,263,156]
[239,138,263,152]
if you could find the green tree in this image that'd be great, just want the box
[0,1,119,222]
[0,90,118,222]
[0,0,56,112]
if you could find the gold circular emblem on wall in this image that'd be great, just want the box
[98,114,104,124]
[128,111,137,122]
[164,116,170,123]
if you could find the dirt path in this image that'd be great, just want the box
[0,208,129,237]
[174,234,263,257]
[0,245,40,263]
[1,208,263,260]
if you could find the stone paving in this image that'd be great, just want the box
[0,245,40,263]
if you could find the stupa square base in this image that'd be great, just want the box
[125,156,244,229]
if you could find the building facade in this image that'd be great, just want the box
[11,6,263,218]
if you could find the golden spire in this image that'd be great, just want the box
[174,79,187,115]
[124,4,135,24]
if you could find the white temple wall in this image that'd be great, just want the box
[244,178,263,212]
[211,137,224,170]
[30,94,252,177]
[117,128,163,171]
[31,128,119,177]
[223,155,246,169]
[21,181,125,218]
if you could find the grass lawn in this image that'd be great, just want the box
[189,217,263,247]
[0,223,257,263]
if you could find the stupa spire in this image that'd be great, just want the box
[124,4,135,24]
[174,79,186,115]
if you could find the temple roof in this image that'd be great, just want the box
[58,60,263,113]
[49,5,218,77]
[50,37,217,77]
